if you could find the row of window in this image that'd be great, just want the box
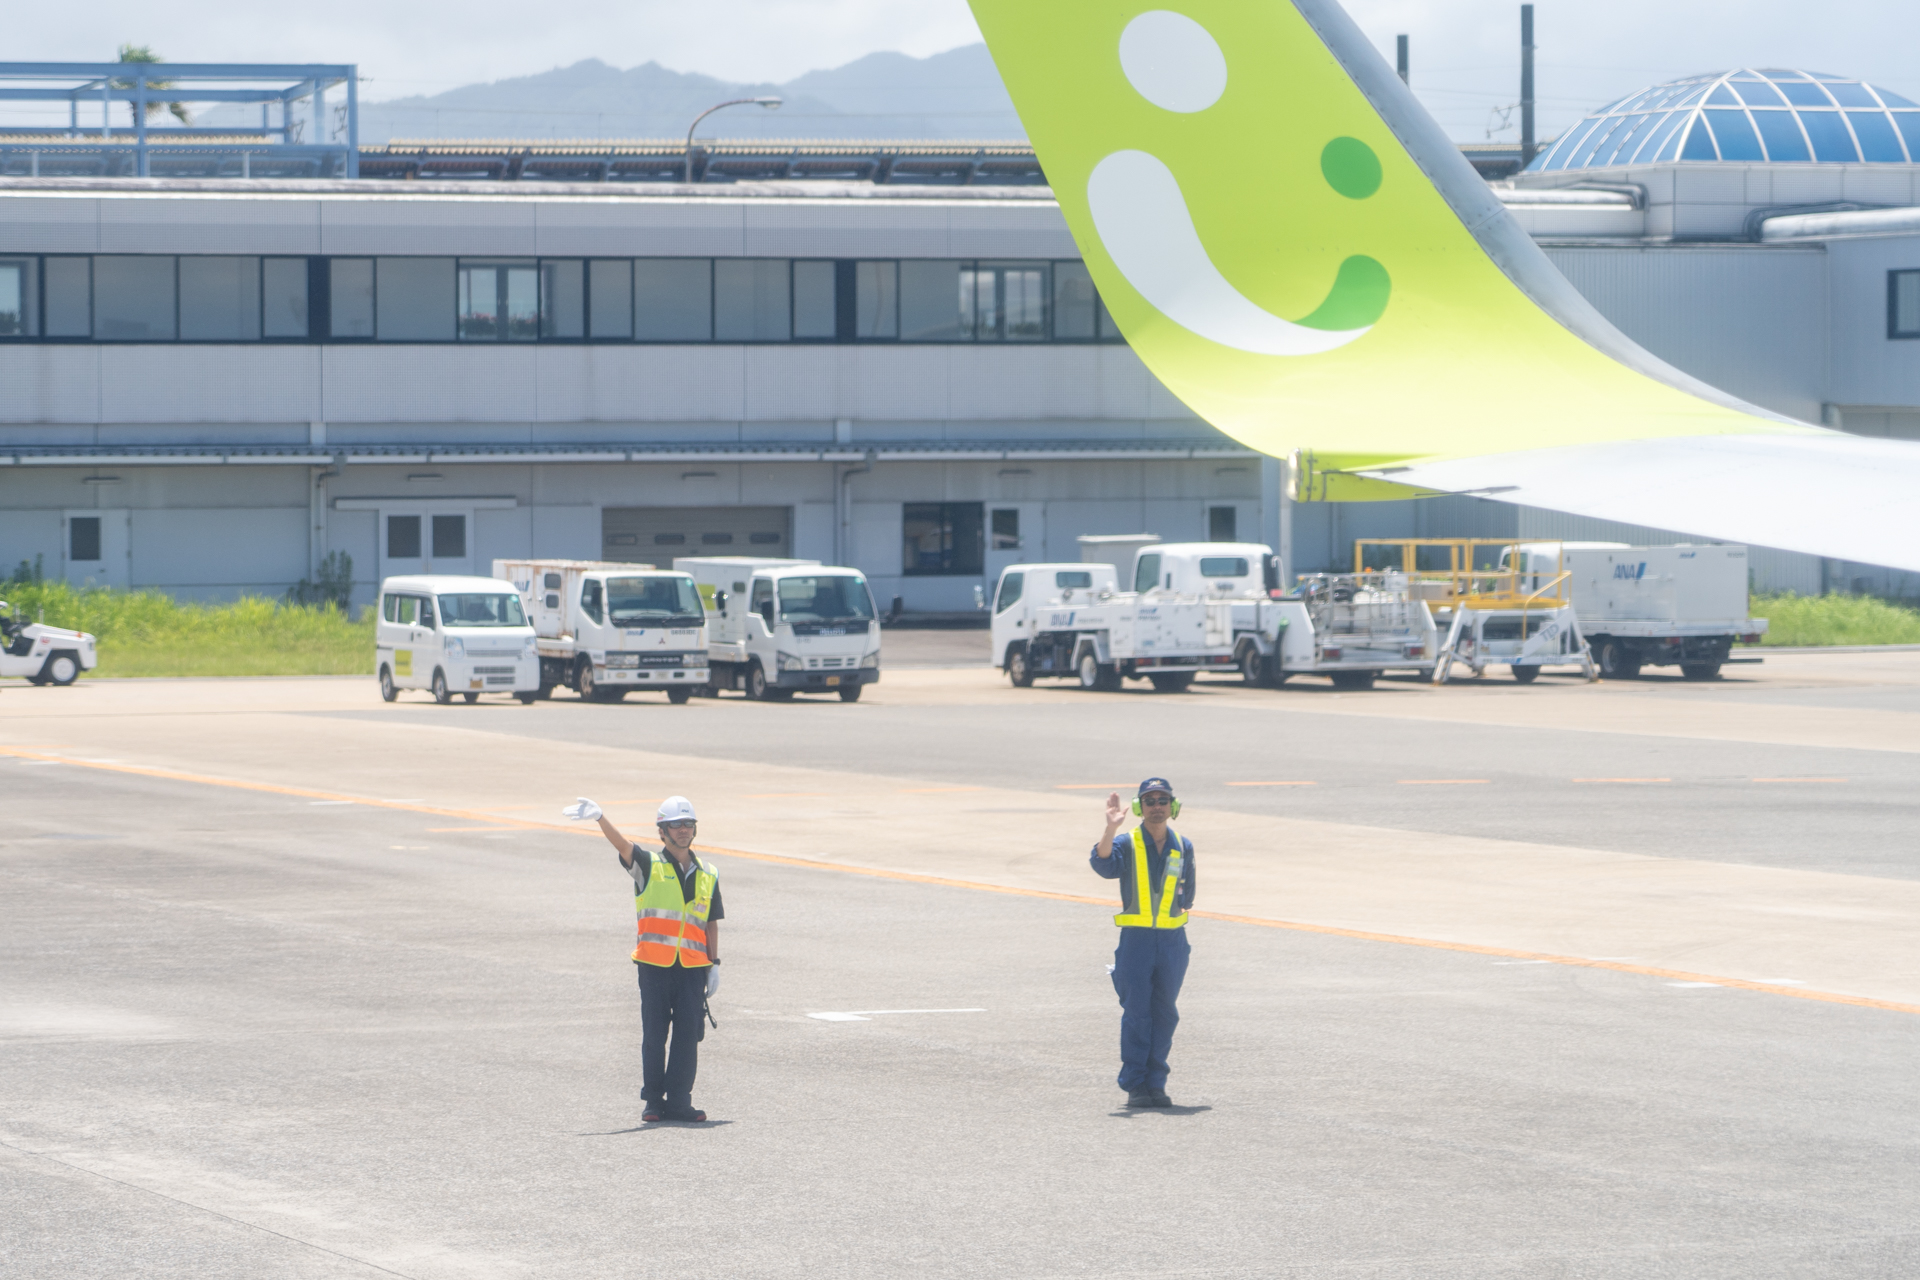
[0,254,1125,345]
[1890,270,1920,339]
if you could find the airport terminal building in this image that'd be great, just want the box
[4,64,1920,605]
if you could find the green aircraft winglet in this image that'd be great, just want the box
[966,0,1820,496]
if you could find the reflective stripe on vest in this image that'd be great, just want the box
[632,854,717,967]
[1112,827,1188,929]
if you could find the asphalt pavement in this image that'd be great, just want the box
[5,657,1920,1277]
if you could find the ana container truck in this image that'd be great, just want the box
[1501,543,1767,679]
[493,559,708,703]
[674,557,881,701]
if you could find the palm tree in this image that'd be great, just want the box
[115,45,191,126]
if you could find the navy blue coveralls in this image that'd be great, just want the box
[1091,828,1197,1094]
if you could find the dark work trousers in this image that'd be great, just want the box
[636,962,708,1107]
[1111,926,1190,1093]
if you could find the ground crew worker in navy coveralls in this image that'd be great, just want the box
[565,794,722,1123]
[1093,777,1196,1108]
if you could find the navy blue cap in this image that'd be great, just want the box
[1137,777,1174,797]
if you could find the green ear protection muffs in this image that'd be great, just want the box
[1133,796,1181,818]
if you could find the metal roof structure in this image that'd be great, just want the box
[0,61,358,178]
[1530,69,1920,173]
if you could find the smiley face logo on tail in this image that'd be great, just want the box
[1088,9,1391,356]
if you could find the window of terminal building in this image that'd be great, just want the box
[94,256,176,340]
[1891,270,1920,339]
[0,258,35,336]
[635,258,712,340]
[330,258,374,338]
[540,259,585,339]
[458,260,539,341]
[587,259,633,339]
[69,515,102,562]
[714,259,791,341]
[263,258,309,338]
[903,502,985,577]
[377,258,455,340]
[179,257,262,341]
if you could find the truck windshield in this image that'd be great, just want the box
[777,575,876,623]
[607,577,705,627]
[437,594,527,627]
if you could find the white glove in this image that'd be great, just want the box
[562,797,603,822]
[705,967,720,998]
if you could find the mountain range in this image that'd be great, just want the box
[347,44,1024,144]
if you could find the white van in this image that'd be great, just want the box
[376,574,540,704]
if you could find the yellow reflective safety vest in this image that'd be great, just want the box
[631,852,717,967]
[1113,827,1189,929]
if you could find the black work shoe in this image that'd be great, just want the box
[1149,1091,1173,1108]
[642,1104,665,1123]
[1125,1091,1156,1108]
[664,1104,707,1122]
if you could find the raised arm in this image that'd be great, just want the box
[1095,791,1124,858]
[562,797,636,864]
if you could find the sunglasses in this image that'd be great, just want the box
[1140,795,1173,807]
[660,820,697,830]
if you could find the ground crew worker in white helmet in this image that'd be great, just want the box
[1091,777,1195,1109]
[564,793,722,1123]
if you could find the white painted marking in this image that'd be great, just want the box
[1119,11,1227,114]
[1667,981,1722,988]
[1087,150,1375,357]
[807,1008,986,1023]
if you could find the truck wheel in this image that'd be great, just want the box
[837,684,863,702]
[535,683,555,700]
[1077,650,1119,692]
[379,666,398,703]
[667,688,694,705]
[1006,643,1035,688]
[746,661,768,700]
[1511,665,1540,684]
[1329,670,1375,691]
[462,692,479,704]
[1596,640,1641,680]
[431,669,452,705]
[40,651,81,686]
[1680,662,1723,681]
[576,659,604,702]
[515,692,537,704]
[1237,645,1268,687]
[1149,673,1194,692]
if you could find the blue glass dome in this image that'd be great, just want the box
[1527,69,1920,172]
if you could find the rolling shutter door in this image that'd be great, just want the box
[601,506,792,563]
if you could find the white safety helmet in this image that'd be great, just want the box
[657,796,697,824]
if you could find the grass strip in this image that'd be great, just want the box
[1750,592,1920,647]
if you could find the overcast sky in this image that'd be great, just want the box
[8,0,1919,142]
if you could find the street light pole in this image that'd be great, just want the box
[684,96,782,184]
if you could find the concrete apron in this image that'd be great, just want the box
[5,672,1920,1012]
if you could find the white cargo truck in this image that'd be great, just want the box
[375,574,540,704]
[674,557,881,701]
[0,603,97,686]
[1502,542,1767,679]
[493,559,708,703]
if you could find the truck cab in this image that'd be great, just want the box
[376,573,540,704]
[675,556,881,701]
[493,559,709,703]
[1130,542,1275,598]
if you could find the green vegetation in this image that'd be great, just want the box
[1749,592,1920,647]
[2,568,374,678]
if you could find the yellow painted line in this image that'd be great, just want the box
[5,745,1915,1020]
[1054,784,1129,790]
[1754,777,1848,783]
[897,786,985,794]
[1397,779,1491,786]
[1572,777,1671,783]
[1226,781,1318,787]
[745,792,832,799]
[425,826,528,833]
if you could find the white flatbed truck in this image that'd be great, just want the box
[989,542,1438,692]
[674,557,881,701]
[493,558,708,703]
[1503,542,1767,679]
